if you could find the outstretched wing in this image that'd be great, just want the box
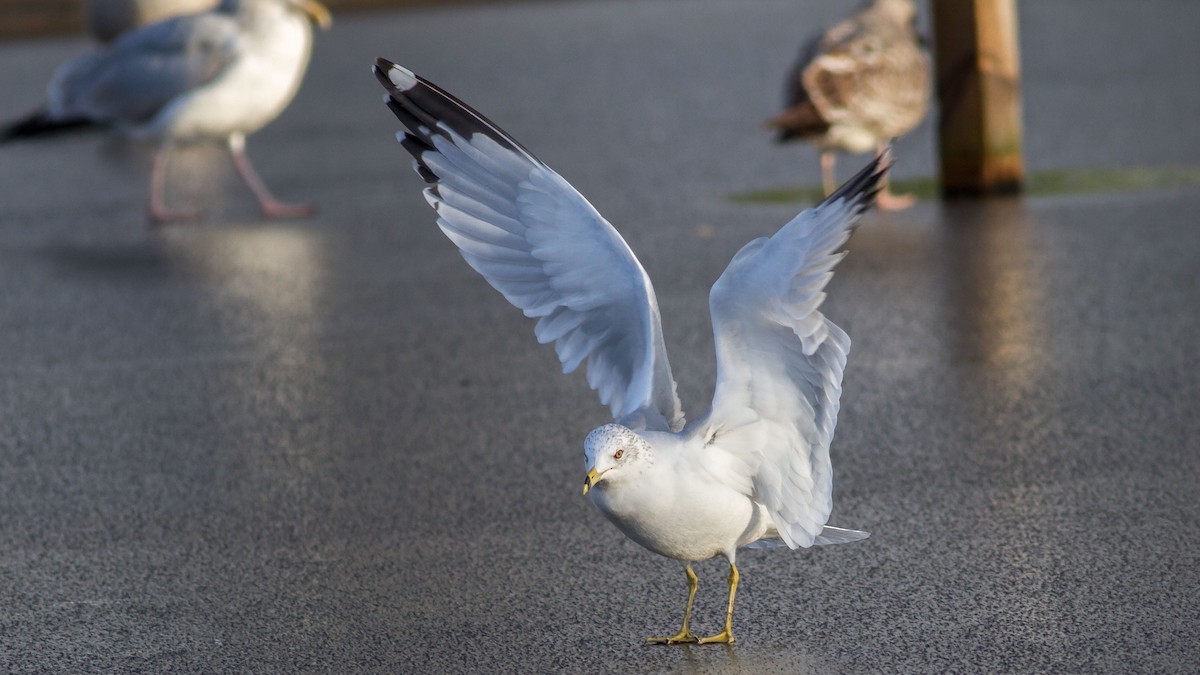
[693,150,887,548]
[374,58,684,432]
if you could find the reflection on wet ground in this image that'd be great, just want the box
[937,199,1044,401]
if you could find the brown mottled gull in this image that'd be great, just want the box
[769,0,930,210]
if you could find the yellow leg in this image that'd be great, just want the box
[697,562,738,645]
[647,564,700,644]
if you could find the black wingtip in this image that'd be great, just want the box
[373,57,404,92]
[1,108,95,144]
[374,58,426,100]
[373,56,540,164]
[821,144,892,213]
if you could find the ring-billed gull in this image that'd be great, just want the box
[1,0,331,224]
[767,0,929,210]
[374,58,879,644]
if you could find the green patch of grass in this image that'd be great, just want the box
[729,166,1200,205]
[1028,166,1200,196]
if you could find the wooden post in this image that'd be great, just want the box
[932,0,1025,197]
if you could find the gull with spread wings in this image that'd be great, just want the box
[375,58,880,645]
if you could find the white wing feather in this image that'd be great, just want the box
[48,12,241,125]
[695,153,887,548]
[375,60,684,432]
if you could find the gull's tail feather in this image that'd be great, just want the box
[1,108,95,144]
[813,525,869,546]
[746,525,869,550]
[766,99,830,143]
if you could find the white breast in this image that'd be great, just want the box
[150,11,312,140]
[589,453,771,562]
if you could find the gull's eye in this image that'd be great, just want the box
[614,449,624,460]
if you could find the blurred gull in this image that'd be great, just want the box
[375,59,878,644]
[768,0,930,210]
[87,0,218,43]
[2,0,331,224]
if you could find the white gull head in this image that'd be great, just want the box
[583,424,652,495]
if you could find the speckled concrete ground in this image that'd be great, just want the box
[1,1,1198,672]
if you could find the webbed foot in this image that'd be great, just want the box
[646,630,699,645]
[875,190,916,211]
[697,629,735,645]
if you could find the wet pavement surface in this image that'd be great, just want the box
[1,0,1198,672]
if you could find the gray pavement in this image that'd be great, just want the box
[2,0,1199,672]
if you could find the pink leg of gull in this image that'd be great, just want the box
[820,150,837,197]
[147,144,202,226]
[872,142,916,211]
[228,132,315,219]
